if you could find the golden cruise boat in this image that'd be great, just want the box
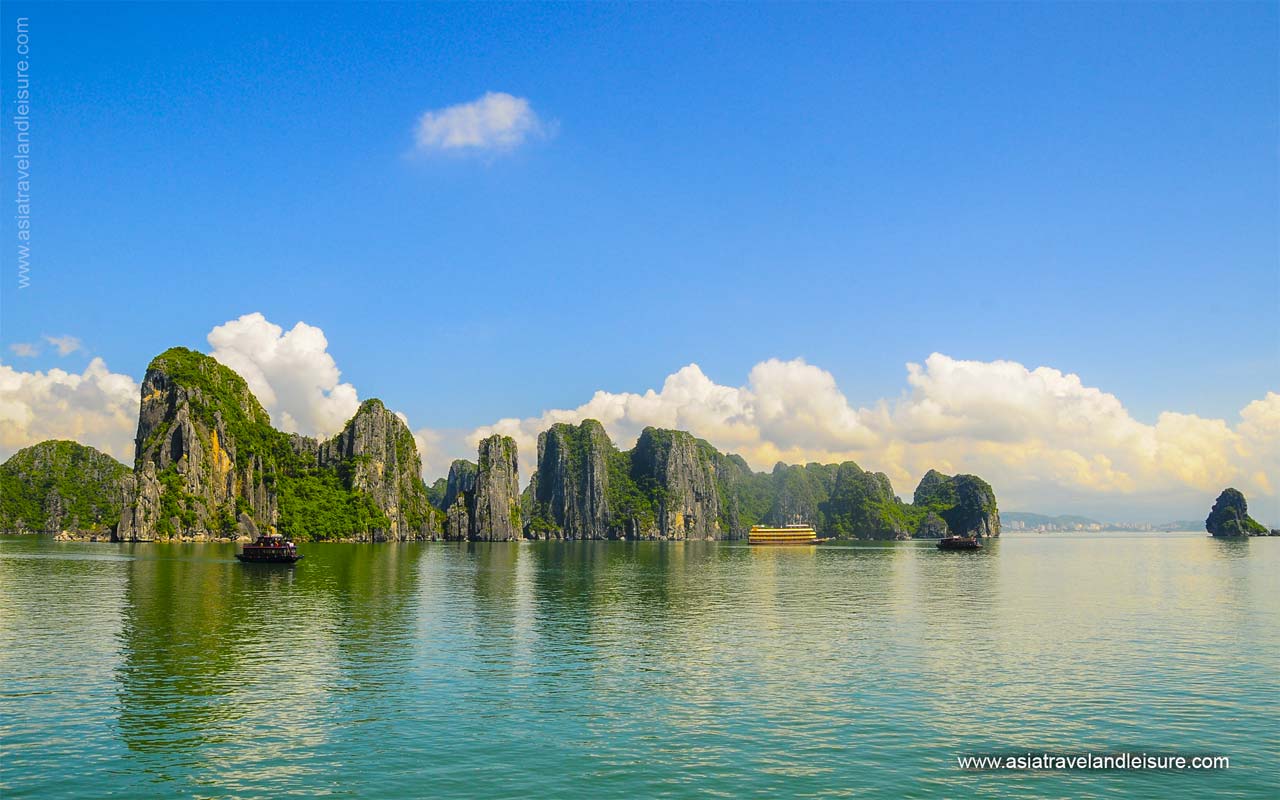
[748,523,821,546]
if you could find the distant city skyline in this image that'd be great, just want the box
[1,2,1276,525]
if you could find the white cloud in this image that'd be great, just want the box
[874,355,1277,517]
[412,426,467,483]
[465,359,882,482]
[445,354,1279,522]
[43,335,82,356]
[414,91,551,154]
[8,342,38,358]
[207,313,360,438]
[0,357,140,463]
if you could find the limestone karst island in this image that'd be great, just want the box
[1,347,1003,544]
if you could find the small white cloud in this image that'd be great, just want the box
[414,91,551,154]
[43,335,82,356]
[8,342,38,358]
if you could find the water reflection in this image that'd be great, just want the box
[116,548,254,752]
[113,542,426,794]
[1207,535,1251,560]
[0,539,130,797]
[2,534,1277,799]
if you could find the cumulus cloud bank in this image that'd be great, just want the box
[207,313,360,438]
[414,91,550,154]
[461,354,1278,521]
[0,358,140,462]
[467,359,880,481]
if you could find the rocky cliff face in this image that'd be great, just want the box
[317,399,437,541]
[426,477,448,510]
[118,348,281,541]
[1205,488,1268,537]
[951,475,1001,537]
[519,421,1005,541]
[528,420,614,539]
[912,469,1001,538]
[524,422,737,540]
[767,463,838,527]
[443,459,477,511]
[690,459,1000,540]
[629,428,722,540]
[0,440,131,537]
[821,461,912,540]
[441,459,476,540]
[472,435,521,541]
[117,347,439,541]
[431,438,522,541]
[709,454,756,539]
[914,511,949,539]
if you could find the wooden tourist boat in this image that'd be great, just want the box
[937,536,981,551]
[236,534,303,563]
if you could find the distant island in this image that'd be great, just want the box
[1205,488,1275,537]
[0,440,132,540]
[1,347,1000,543]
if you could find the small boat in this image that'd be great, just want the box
[749,523,819,546]
[937,536,981,551]
[236,534,303,563]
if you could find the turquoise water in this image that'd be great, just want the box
[1,533,1276,798]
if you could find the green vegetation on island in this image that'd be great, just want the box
[518,420,1000,541]
[4,348,1002,544]
[118,348,440,542]
[440,434,523,541]
[0,440,131,536]
[1205,488,1269,537]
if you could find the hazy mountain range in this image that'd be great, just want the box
[1001,512,1205,532]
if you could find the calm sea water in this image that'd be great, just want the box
[1,533,1276,798]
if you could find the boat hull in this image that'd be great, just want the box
[937,537,981,551]
[748,524,819,546]
[235,552,303,563]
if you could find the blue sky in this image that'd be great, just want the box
[1,2,1276,521]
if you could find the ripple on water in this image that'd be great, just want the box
[1,534,1277,798]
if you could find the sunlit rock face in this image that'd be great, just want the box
[118,348,440,541]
